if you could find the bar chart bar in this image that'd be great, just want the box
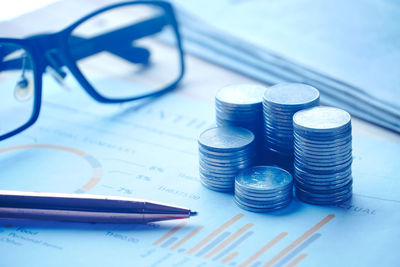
[286,253,308,267]
[161,237,178,248]
[170,226,204,250]
[274,233,321,267]
[214,231,254,261]
[205,223,254,259]
[195,232,231,257]
[153,221,187,246]
[187,214,244,255]
[239,232,288,267]
[221,251,239,264]
[263,214,334,267]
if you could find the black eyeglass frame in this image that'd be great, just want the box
[0,0,185,141]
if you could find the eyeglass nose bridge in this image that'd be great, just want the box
[25,33,70,84]
[27,33,63,53]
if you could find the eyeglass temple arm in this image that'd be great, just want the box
[0,15,167,72]
[69,15,167,63]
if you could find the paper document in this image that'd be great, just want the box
[0,77,399,267]
[172,0,400,132]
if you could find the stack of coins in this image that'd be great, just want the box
[215,84,266,162]
[293,106,353,205]
[198,126,256,192]
[234,166,293,212]
[263,83,320,172]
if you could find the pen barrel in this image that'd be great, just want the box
[0,207,190,223]
[0,190,191,223]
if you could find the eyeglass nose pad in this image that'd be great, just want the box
[14,75,34,102]
[45,51,70,91]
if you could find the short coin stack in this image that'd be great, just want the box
[234,166,293,212]
[263,83,320,172]
[198,126,256,192]
[293,106,353,205]
[215,84,266,162]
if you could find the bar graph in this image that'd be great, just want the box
[204,223,254,259]
[239,232,288,267]
[152,213,334,266]
[274,234,321,267]
[213,231,254,261]
[153,221,187,246]
[196,232,231,257]
[170,226,203,250]
[187,213,244,254]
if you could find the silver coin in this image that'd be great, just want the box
[234,200,290,212]
[235,187,292,201]
[294,155,353,168]
[294,133,352,145]
[235,195,292,208]
[294,129,352,142]
[235,180,293,194]
[295,183,352,197]
[294,157,352,172]
[295,177,352,191]
[199,146,255,158]
[216,84,266,107]
[295,189,352,205]
[294,147,352,160]
[198,126,255,152]
[234,196,291,212]
[295,176,352,186]
[199,154,254,164]
[294,168,352,181]
[200,175,234,185]
[200,180,233,192]
[235,166,293,192]
[294,141,352,153]
[263,83,320,107]
[293,107,351,133]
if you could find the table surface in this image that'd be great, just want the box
[1,3,400,267]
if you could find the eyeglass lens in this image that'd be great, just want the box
[0,43,35,137]
[68,3,181,100]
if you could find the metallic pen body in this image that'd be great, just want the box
[0,190,196,223]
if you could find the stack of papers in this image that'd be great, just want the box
[172,0,400,133]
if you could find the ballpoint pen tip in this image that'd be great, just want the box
[190,211,198,216]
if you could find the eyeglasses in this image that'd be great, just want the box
[0,1,184,141]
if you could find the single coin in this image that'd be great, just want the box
[263,83,320,107]
[216,84,266,106]
[295,189,352,205]
[200,180,233,192]
[234,197,291,212]
[235,166,293,192]
[293,106,351,133]
[198,126,255,152]
[234,194,292,208]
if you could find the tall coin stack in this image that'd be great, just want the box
[215,84,266,162]
[263,83,320,172]
[293,107,353,205]
[198,126,256,192]
[234,166,293,212]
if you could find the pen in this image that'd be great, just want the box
[0,190,197,224]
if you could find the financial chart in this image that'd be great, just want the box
[0,78,399,267]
